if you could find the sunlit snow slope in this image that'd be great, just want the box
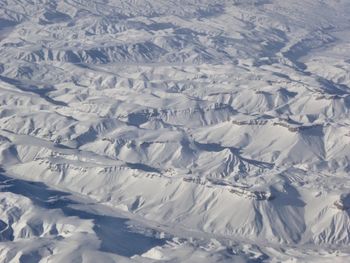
[1,0,350,262]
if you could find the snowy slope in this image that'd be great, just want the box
[1,0,350,262]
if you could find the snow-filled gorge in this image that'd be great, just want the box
[0,0,350,262]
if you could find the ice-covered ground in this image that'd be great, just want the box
[0,0,350,262]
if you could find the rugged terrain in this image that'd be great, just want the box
[0,0,350,262]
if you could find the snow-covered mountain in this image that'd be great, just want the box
[1,0,350,262]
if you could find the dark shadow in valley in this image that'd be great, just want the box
[0,167,166,257]
[337,193,350,216]
[317,77,350,96]
[0,75,67,106]
[126,162,161,173]
[269,183,305,208]
[194,141,274,169]
[0,19,17,41]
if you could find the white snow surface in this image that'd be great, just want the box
[1,0,350,262]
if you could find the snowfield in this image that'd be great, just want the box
[1,0,350,262]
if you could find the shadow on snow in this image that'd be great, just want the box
[0,167,166,258]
